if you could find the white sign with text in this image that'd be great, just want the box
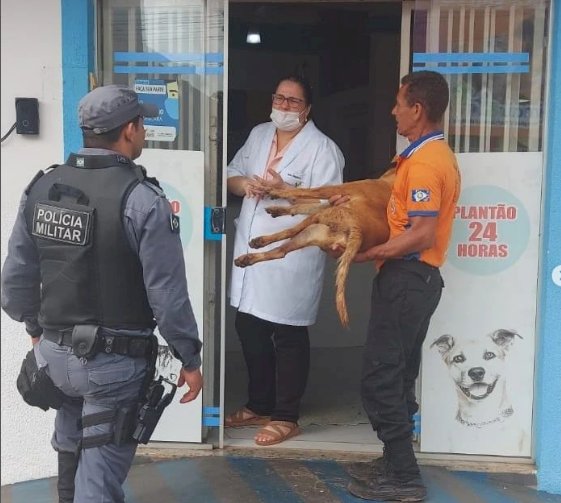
[420,152,542,456]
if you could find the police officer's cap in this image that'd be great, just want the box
[79,85,159,134]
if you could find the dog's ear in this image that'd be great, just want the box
[430,334,454,355]
[490,329,521,349]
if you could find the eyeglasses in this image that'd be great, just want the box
[272,93,305,110]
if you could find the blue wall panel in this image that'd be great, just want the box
[61,0,94,158]
[535,0,561,494]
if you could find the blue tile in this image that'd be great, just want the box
[454,471,519,503]
[10,479,54,503]
[227,456,305,503]
[156,459,220,503]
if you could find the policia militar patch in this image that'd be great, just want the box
[32,203,92,245]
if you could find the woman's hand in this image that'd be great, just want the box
[244,179,264,199]
[245,169,288,199]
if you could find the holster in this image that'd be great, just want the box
[17,348,65,411]
[132,376,177,444]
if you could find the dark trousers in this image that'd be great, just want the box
[361,259,443,478]
[235,311,310,423]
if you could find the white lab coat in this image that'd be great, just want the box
[228,120,344,326]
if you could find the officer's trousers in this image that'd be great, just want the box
[39,338,148,503]
[361,259,443,476]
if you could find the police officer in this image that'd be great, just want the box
[1,85,203,503]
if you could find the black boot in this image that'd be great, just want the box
[346,447,389,482]
[348,474,427,502]
[57,451,78,503]
[347,440,427,502]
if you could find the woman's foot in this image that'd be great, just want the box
[224,407,270,427]
[254,420,300,446]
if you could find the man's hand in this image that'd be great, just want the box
[353,250,375,263]
[329,194,350,206]
[354,244,393,263]
[177,367,203,404]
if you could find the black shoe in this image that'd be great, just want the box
[347,473,427,502]
[346,456,387,482]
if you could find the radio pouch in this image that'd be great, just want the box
[72,325,100,359]
[17,348,65,411]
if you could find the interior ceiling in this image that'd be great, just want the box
[229,2,401,51]
[230,2,401,24]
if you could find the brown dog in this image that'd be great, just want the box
[234,168,395,326]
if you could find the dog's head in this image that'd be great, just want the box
[430,329,521,401]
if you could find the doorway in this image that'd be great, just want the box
[224,1,402,451]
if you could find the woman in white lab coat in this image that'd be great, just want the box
[226,75,344,446]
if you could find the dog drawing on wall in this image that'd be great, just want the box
[155,344,177,379]
[234,168,395,327]
[430,329,522,428]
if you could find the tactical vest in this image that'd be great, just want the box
[24,154,156,330]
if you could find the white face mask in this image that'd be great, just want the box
[270,108,303,132]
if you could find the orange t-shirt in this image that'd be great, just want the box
[387,138,461,267]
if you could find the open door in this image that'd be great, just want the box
[98,0,228,445]
[401,0,549,457]
[222,0,402,452]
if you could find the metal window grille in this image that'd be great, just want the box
[405,0,549,153]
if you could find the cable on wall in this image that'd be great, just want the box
[1,122,17,143]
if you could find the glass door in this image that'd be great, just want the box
[401,0,549,457]
[98,0,227,444]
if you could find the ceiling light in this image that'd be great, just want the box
[246,29,261,44]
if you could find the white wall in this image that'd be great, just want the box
[1,0,63,485]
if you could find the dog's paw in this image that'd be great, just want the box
[234,254,253,267]
[249,237,266,249]
[266,206,287,218]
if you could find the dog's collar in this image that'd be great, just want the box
[456,406,514,428]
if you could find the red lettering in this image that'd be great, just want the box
[456,205,517,220]
[457,243,509,258]
[468,222,483,241]
[482,222,498,241]
[468,222,497,242]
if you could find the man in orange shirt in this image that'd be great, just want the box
[347,71,461,501]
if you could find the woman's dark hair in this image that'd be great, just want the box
[82,116,141,148]
[275,75,313,105]
[401,71,449,123]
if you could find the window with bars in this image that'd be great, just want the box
[410,0,549,153]
[99,0,224,153]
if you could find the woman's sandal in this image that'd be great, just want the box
[254,420,300,446]
[224,407,270,427]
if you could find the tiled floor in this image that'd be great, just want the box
[224,423,383,454]
[2,455,561,503]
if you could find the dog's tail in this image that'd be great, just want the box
[335,225,362,328]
